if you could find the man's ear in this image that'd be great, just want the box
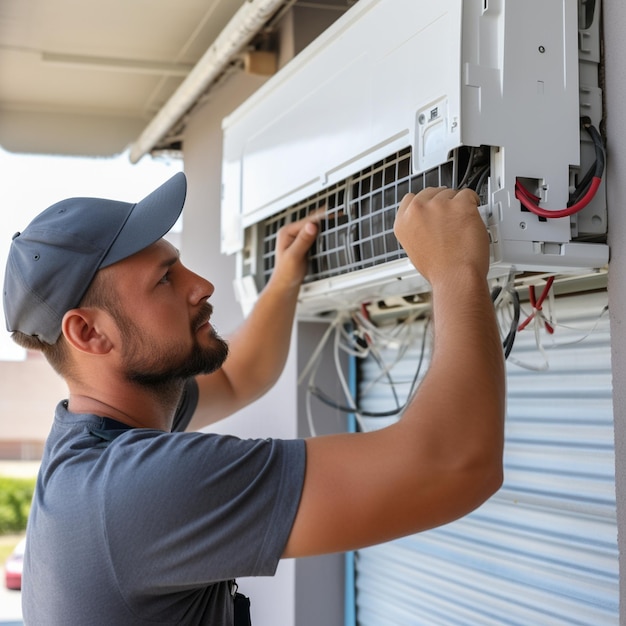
[61,308,113,355]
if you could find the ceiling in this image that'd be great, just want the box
[0,0,354,159]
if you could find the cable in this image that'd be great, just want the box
[491,280,520,359]
[515,178,602,220]
[464,163,490,193]
[298,313,347,386]
[518,276,555,333]
[457,147,476,189]
[457,146,491,193]
[365,342,402,411]
[305,314,431,422]
[514,118,605,219]
[515,183,541,204]
[572,122,605,198]
[570,158,596,206]
[301,312,352,437]
[507,298,608,372]
[305,274,520,430]
[546,304,608,347]
[474,164,491,196]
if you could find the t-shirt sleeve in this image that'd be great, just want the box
[171,378,199,432]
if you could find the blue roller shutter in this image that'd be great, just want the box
[355,289,617,625]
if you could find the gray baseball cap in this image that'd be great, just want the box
[3,171,187,344]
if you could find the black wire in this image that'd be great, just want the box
[457,147,476,189]
[570,162,595,206]
[367,345,402,411]
[336,323,402,410]
[309,387,407,417]
[474,165,491,197]
[586,122,605,178]
[491,285,520,359]
[569,120,606,206]
[503,289,520,359]
[308,316,431,418]
[466,164,490,192]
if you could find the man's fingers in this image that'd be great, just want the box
[401,187,479,207]
[276,217,318,259]
[452,187,480,206]
[308,206,327,222]
[277,208,324,248]
[398,192,416,212]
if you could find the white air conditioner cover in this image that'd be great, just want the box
[221,0,607,316]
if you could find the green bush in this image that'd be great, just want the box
[0,476,36,534]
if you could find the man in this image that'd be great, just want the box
[3,172,505,624]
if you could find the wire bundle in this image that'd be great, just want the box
[299,308,431,434]
[518,276,555,334]
[300,275,527,436]
[514,118,605,219]
[457,146,491,198]
[491,270,521,360]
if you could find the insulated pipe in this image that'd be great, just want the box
[128,0,290,163]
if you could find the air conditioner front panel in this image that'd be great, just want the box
[222,0,608,316]
[221,0,464,241]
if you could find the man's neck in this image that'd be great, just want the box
[66,378,186,431]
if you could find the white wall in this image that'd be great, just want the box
[0,357,66,456]
[604,0,626,613]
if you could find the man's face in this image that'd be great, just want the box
[100,239,229,389]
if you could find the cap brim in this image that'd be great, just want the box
[100,171,187,268]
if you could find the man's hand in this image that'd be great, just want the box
[270,214,321,290]
[394,187,488,284]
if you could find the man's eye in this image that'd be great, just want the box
[158,272,171,284]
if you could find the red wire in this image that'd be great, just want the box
[515,177,602,219]
[518,276,555,333]
[516,182,541,204]
[533,275,554,309]
[360,302,371,321]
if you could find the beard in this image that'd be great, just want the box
[115,302,229,390]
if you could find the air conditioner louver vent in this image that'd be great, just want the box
[259,147,456,287]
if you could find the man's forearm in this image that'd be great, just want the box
[222,277,301,398]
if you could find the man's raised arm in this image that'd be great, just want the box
[283,187,506,557]
[188,214,320,429]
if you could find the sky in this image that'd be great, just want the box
[0,147,183,360]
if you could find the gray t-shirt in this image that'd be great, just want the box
[22,381,306,625]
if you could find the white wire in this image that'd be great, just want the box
[305,374,318,437]
[333,317,358,411]
[333,326,369,432]
[541,304,608,348]
[299,308,359,436]
[297,311,348,386]
[353,308,422,349]
[303,314,368,436]
[357,316,424,398]
[304,321,338,437]
[508,306,551,371]
[508,289,607,370]
[302,306,428,436]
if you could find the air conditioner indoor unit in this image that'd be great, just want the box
[221,0,607,317]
